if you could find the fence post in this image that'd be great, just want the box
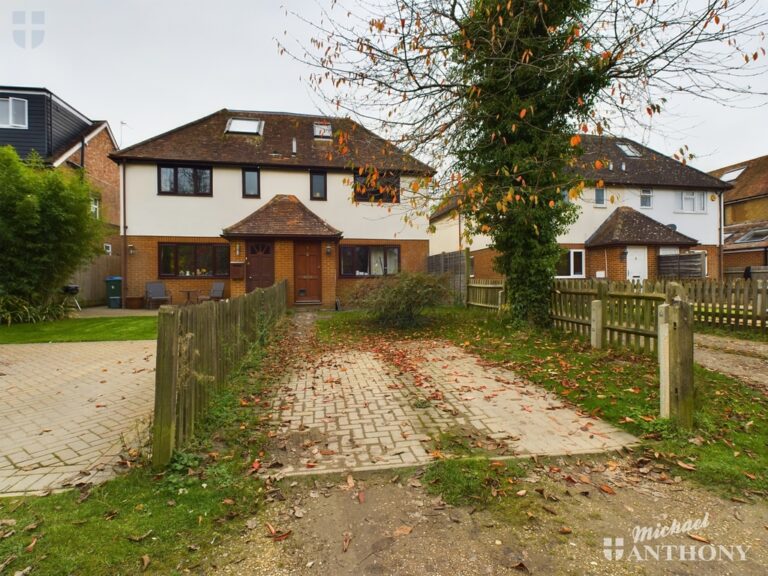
[657,296,694,428]
[464,247,471,307]
[590,282,608,349]
[153,306,181,467]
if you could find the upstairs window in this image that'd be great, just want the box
[677,190,707,213]
[736,228,768,244]
[353,172,400,203]
[721,166,746,182]
[594,187,606,206]
[310,171,327,200]
[158,165,212,196]
[616,142,641,157]
[90,197,100,219]
[0,97,28,129]
[242,168,260,198]
[313,122,332,139]
[640,188,653,208]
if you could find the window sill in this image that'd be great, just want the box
[159,276,230,280]
[0,124,27,130]
[555,275,586,279]
[673,210,707,215]
[593,204,607,209]
[158,192,214,197]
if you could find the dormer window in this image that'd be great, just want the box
[313,122,332,139]
[0,97,28,129]
[616,142,641,157]
[226,118,264,135]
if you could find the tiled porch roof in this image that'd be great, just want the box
[222,194,342,238]
[585,206,698,248]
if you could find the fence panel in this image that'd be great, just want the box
[467,279,504,309]
[152,280,287,466]
[427,250,468,303]
[68,254,122,306]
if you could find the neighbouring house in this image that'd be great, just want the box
[0,86,120,235]
[710,154,768,273]
[430,135,730,282]
[109,109,433,308]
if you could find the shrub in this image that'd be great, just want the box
[0,295,67,325]
[361,272,450,327]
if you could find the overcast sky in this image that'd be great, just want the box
[2,0,766,172]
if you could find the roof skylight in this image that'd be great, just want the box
[313,122,332,139]
[226,118,264,135]
[735,228,768,244]
[721,166,746,182]
[616,142,641,157]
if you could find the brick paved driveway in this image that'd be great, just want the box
[273,338,637,476]
[0,341,155,495]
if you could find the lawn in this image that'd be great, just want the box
[0,316,157,344]
[0,319,289,575]
[317,307,768,496]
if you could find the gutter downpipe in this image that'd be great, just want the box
[121,161,128,308]
[718,190,724,279]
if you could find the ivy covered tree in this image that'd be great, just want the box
[0,146,103,305]
[283,0,766,325]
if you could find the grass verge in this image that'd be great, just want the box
[0,320,290,575]
[317,307,768,496]
[0,317,158,344]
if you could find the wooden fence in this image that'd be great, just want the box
[68,254,122,306]
[551,279,668,354]
[152,281,287,466]
[467,279,505,309]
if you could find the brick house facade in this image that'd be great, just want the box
[111,110,433,308]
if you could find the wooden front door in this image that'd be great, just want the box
[294,241,322,302]
[246,241,275,292]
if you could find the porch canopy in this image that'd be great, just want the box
[222,194,342,239]
[585,206,698,248]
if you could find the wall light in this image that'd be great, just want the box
[235,243,241,257]
[326,243,333,255]
[128,244,136,256]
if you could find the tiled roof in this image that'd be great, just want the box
[710,154,768,204]
[585,206,698,248]
[111,109,434,176]
[222,194,342,238]
[576,135,730,191]
[429,195,461,223]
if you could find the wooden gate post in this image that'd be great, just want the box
[590,282,608,349]
[657,297,694,428]
[153,306,181,467]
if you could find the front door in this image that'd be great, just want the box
[626,246,648,281]
[246,241,275,292]
[294,241,321,303]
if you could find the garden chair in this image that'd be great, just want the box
[145,281,171,309]
[198,281,225,302]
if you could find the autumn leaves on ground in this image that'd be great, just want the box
[1,308,767,574]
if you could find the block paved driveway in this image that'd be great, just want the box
[273,335,637,476]
[0,341,155,496]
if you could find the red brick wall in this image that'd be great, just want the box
[723,250,767,269]
[336,239,428,304]
[586,246,626,280]
[470,248,503,280]
[66,128,120,228]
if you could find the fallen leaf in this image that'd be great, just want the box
[393,525,413,537]
[516,489,527,497]
[128,530,153,542]
[141,555,150,571]
[688,533,710,544]
[342,531,352,552]
[347,474,355,489]
[0,520,16,527]
[24,538,36,553]
[599,484,616,495]
[559,526,573,534]
[677,461,697,471]
[358,491,365,504]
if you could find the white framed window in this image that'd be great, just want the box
[677,191,707,213]
[594,187,606,207]
[0,97,28,129]
[556,249,585,278]
[225,118,264,135]
[90,197,100,219]
[640,188,653,208]
[616,142,641,157]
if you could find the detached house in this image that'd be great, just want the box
[0,86,120,234]
[430,135,729,281]
[110,110,433,307]
[710,154,768,271]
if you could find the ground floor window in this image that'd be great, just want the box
[159,243,230,277]
[340,245,400,276]
[555,249,585,278]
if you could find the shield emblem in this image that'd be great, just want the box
[12,11,45,49]
[603,537,624,561]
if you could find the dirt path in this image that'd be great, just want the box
[206,315,768,575]
[694,333,768,392]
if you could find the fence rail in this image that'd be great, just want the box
[152,281,287,466]
[467,279,504,309]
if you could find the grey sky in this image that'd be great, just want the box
[2,0,766,172]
